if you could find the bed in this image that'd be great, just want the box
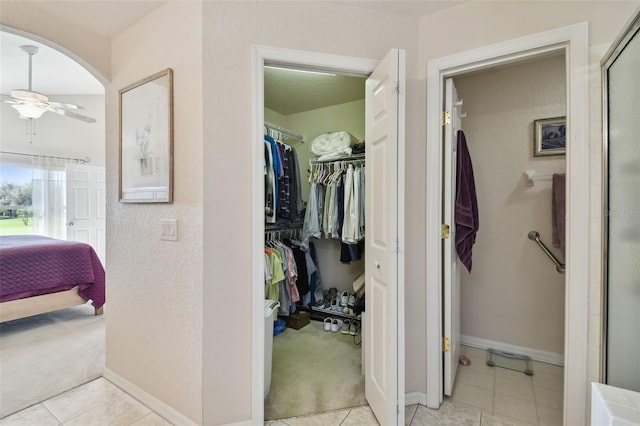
[0,235,105,323]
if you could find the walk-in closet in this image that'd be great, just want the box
[263,65,368,420]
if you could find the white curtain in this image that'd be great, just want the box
[31,156,67,239]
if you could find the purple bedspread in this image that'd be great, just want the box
[0,235,105,308]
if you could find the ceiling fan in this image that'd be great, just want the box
[1,45,96,124]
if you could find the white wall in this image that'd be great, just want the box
[202,2,419,423]
[454,55,566,356]
[107,1,203,424]
[1,95,105,166]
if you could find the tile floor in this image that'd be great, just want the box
[0,345,564,426]
[269,345,564,426]
[0,378,171,426]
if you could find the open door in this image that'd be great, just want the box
[443,78,462,396]
[65,163,106,264]
[365,48,405,425]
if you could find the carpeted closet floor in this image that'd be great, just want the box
[264,317,365,420]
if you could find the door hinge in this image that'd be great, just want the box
[442,110,451,126]
[395,82,400,94]
[396,238,400,253]
[397,403,400,414]
[441,224,450,239]
[443,337,451,352]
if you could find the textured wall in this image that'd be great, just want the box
[454,55,566,355]
[107,2,203,424]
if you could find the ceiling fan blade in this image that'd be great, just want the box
[47,100,85,110]
[11,89,48,103]
[49,107,96,123]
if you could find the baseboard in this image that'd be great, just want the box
[405,392,427,406]
[103,367,198,426]
[461,335,564,366]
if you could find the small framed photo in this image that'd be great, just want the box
[119,68,173,203]
[533,116,566,157]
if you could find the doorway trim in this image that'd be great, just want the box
[425,22,589,426]
[251,46,405,423]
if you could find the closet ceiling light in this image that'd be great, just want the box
[264,65,336,77]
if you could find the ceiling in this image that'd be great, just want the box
[265,67,366,115]
[1,1,465,113]
[0,31,104,96]
[22,0,168,39]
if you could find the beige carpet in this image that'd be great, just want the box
[0,304,105,418]
[264,318,365,420]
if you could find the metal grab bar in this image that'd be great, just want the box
[527,231,566,273]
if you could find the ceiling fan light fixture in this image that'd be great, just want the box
[11,103,46,119]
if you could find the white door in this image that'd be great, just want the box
[443,78,462,396]
[365,48,405,425]
[65,164,106,264]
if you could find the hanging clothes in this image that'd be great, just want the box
[265,230,319,315]
[264,140,276,224]
[302,158,366,263]
[264,133,303,226]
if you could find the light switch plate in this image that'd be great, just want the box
[159,219,178,241]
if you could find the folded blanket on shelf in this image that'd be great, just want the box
[311,131,358,161]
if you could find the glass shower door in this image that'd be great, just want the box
[603,11,640,392]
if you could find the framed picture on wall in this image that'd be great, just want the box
[119,68,174,203]
[533,116,566,157]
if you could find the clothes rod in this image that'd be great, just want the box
[264,121,306,143]
[0,150,91,164]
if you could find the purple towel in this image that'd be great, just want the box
[552,173,566,249]
[455,131,479,272]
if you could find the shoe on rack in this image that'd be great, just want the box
[330,298,340,311]
[323,317,333,332]
[349,320,360,336]
[341,319,352,334]
[328,287,338,301]
[340,291,350,306]
[348,294,356,306]
[331,318,343,333]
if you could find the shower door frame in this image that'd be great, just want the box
[600,8,640,386]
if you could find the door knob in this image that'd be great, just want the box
[68,221,74,226]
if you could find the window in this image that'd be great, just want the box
[0,165,33,235]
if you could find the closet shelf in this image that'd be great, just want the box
[309,153,366,165]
